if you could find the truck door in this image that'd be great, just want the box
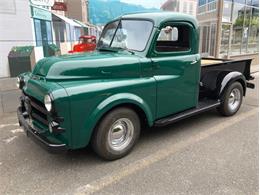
[151,22,200,118]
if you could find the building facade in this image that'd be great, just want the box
[197,0,259,60]
[0,0,34,78]
[65,0,88,23]
[161,0,197,16]
[0,0,99,78]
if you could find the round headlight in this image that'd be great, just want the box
[44,94,52,112]
[16,77,21,88]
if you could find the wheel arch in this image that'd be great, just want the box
[218,71,247,98]
[200,70,246,99]
[83,93,155,145]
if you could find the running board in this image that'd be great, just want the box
[154,100,221,127]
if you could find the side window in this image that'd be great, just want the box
[156,25,191,53]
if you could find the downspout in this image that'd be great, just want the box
[227,0,234,58]
[216,0,224,58]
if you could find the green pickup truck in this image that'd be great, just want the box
[17,12,255,160]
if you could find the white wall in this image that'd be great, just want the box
[0,0,34,77]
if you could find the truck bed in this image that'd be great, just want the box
[201,57,252,80]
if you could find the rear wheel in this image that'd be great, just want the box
[217,82,243,116]
[91,107,140,160]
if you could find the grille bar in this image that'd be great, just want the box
[23,92,49,127]
[30,100,48,115]
[31,112,48,126]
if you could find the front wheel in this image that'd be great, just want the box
[217,81,243,116]
[91,107,140,160]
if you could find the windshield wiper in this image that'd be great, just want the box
[112,47,135,55]
[97,47,118,52]
[98,47,135,55]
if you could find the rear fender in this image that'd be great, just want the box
[218,71,246,98]
[201,71,246,99]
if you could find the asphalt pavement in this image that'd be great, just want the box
[0,75,258,195]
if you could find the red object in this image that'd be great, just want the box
[52,2,67,11]
[69,36,96,53]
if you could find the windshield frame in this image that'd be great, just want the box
[97,18,154,52]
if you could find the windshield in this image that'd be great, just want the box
[97,19,153,52]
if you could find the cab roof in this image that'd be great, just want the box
[119,12,198,28]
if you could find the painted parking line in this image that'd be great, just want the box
[75,108,258,195]
[0,123,19,129]
[10,128,24,134]
[3,136,18,144]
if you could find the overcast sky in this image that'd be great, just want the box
[120,0,166,9]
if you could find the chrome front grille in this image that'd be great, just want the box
[23,93,48,126]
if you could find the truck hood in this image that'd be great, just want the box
[32,51,141,80]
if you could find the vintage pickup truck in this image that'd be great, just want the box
[17,12,254,160]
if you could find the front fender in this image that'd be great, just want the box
[83,93,154,144]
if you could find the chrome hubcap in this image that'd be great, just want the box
[108,118,134,151]
[228,88,241,112]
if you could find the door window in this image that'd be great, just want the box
[156,25,191,53]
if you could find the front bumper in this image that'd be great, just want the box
[17,107,67,153]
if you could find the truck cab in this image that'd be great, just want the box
[17,12,254,160]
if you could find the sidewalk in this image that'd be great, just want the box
[251,63,259,73]
[0,77,21,116]
[0,63,258,116]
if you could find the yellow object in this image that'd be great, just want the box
[201,59,223,66]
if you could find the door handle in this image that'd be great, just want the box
[101,70,111,75]
[191,60,198,65]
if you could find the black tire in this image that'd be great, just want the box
[217,81,243,116]
[91,107,140,160]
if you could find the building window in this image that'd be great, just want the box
[46,21,53,45]
[183,2,188,13]
[247,7,259,53]
[198,0,216,14]
[220,24,231,57]
[34,19,42,46]
[198,5,207,13]
[199,0,207,6]
[233,0,246,4]
[34,19,53,47]
[251,0,259,7]
[0,0,16,14]
[220,1,259,57]
[222,0,232,22]
[75,27,81,41]
[201,25,210,55]
[200,23,216,56]
[66,23,71,42]
[209,23,217,56]
[231,2,245,55]
[189,3,193,15]
[53,20,66,46]
[208,0,217,11]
